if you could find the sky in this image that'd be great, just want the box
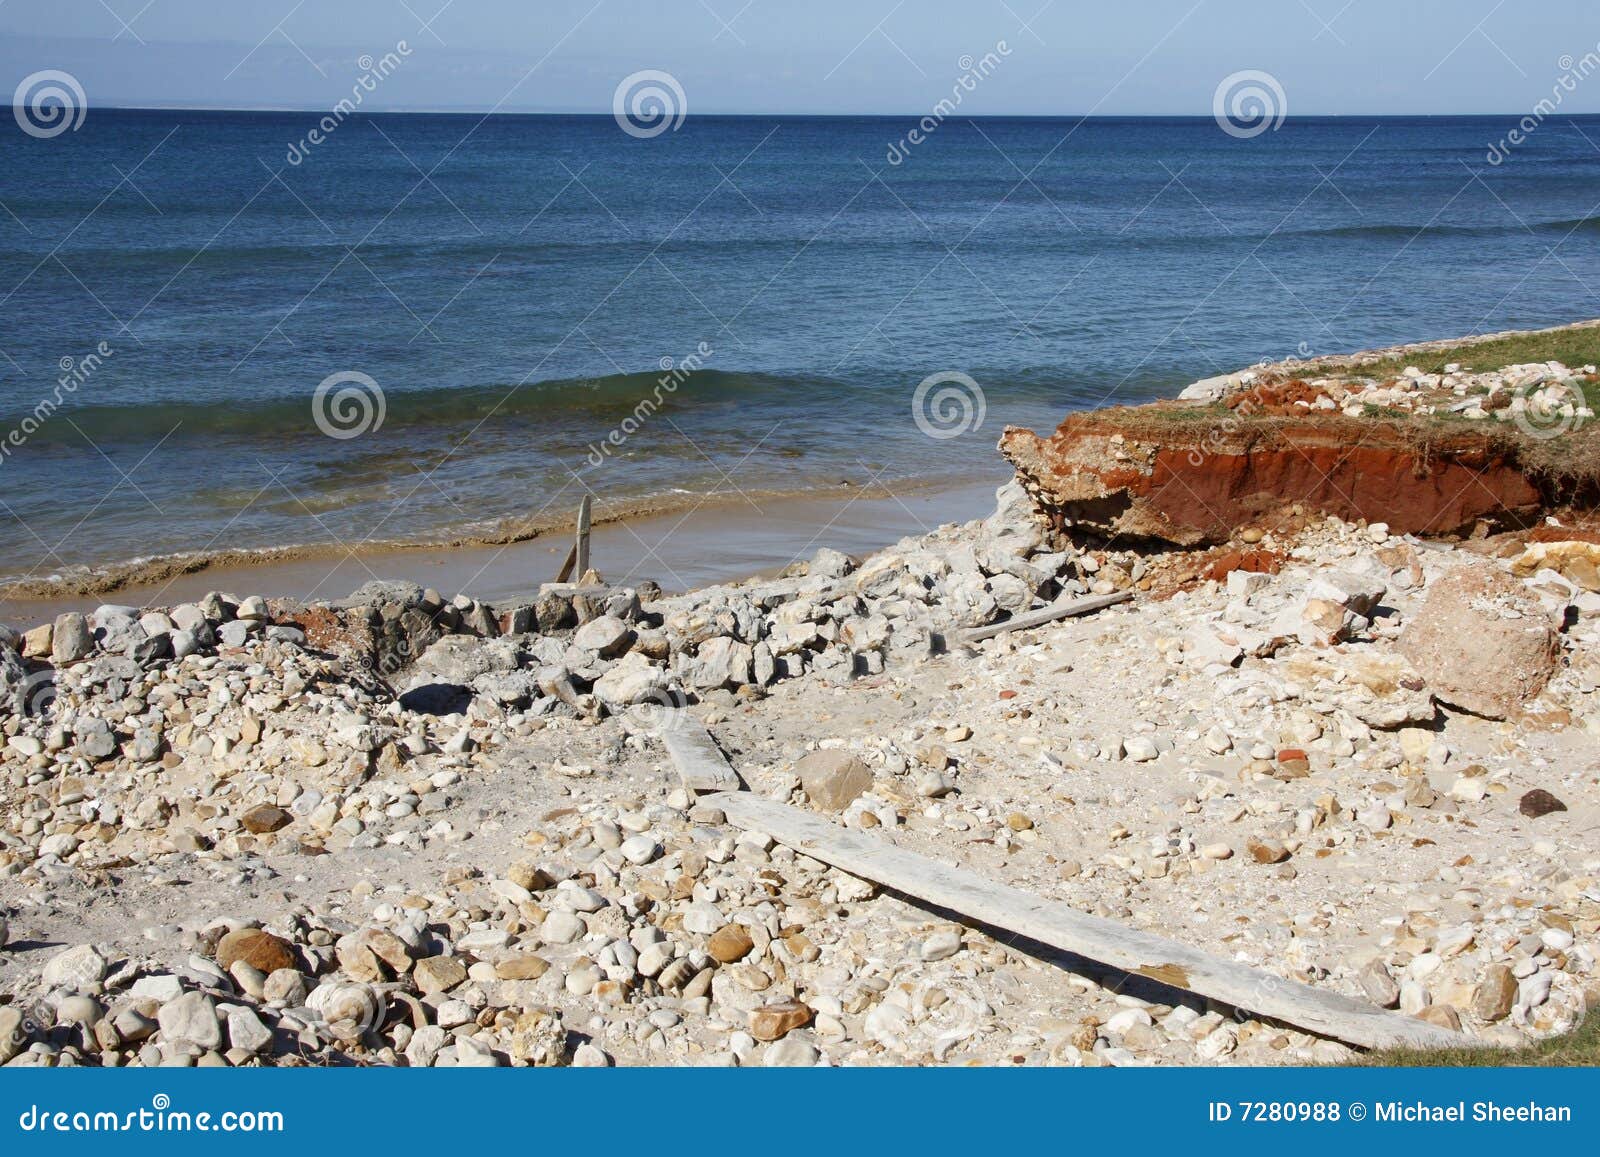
[1,0,1598,116]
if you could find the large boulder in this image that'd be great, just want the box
[1399,568,1560,719]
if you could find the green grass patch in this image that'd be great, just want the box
[1356,1013,1600,1068]
[1348,322,1600,381]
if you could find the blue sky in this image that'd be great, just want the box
[2,0,1598,115]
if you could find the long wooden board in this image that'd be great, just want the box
[662,713,741,792]
[957,590,1132,643]
[706,790,1462,1051]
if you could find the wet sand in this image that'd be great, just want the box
[3,475,1007,621]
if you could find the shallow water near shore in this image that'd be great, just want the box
[4,111,1600,597]
[4,476,1005,618]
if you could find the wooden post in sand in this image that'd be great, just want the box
[575,495,592,580]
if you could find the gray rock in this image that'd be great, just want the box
[0,1007,25,1063]
[763,1035,821,1066]
[593,652,669,708]
[51,612,93,663]
[226,1007,275,1054]
[158,992,223,1050]
[41,943,107,991]
[574,614,633,658]
[687,636,754,690]
[405,1024,448,1067]
[217,620,256,648]
[920,929,963,961]
[809,548,857,579]
[74,717,118,760]
[540,911,586,945]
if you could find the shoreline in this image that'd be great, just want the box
[7,315,1595,619]
[2,474,1007,620]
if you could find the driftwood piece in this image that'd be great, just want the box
[706,791,1463,1051]
[553,544,578,585]
[661,713,741,792]
[575,495,592,580]
[957,590,1131,643]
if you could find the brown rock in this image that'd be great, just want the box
[21,623,52,658]
[1246,838,1290,864]
[336,927,414,981]
[795,749,873,811]
[216,928,297,974]
[1399,568,1559,719]
[413,955,468,995]
[239,804,292,834]
[707,924,756,964]
[749,999,812,1042]
[1414,1003,1462,1032]
[495,955,551,981]
[1274,748,1311,779]
[1472,964,1518,1022]
[1519,789,1567,819]
[507,860,554,892]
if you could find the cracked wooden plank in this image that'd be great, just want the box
[662,713,741,792]
[706,790,1463,1052]
[956,590,1132,643]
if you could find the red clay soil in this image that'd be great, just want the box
[999,407,1544,545]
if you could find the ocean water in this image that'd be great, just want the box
[2,109,1599,585]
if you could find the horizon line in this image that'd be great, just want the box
[38,104,1600,121]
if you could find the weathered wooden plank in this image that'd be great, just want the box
[575,495,593,580]
[662,713,741,792]
[553,543,578,585]
[957,590,1131,643]
[706,791,1462,1051]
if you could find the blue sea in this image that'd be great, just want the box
[2,109,1598,584]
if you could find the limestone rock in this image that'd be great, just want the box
[1399,568,1559,719]
[795,749,873,811]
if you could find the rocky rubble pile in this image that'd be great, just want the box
[1,483,1597,1067]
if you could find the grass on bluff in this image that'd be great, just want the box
[1350,321,1600,383]
[1353,1013,1600,1068]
